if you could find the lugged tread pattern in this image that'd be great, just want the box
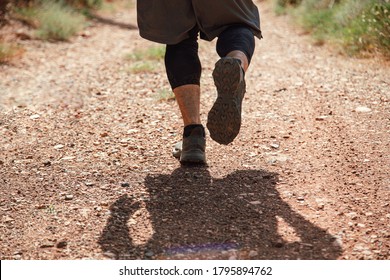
[207,57,246,145]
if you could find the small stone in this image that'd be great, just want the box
[317,203,325,210]
[248,250,258,257]
[103,251,116,259]
[40,241,55,248]
[43,161,51,166]
[56,241,68,249]
[65,195,74,201]
[332,236,343,247]
[100,132,109,137]
[30,114,40,120]
[85,182,94,186]
[249,201,261,205]
[4,216,14,222]
[297,196,305,201]
[315,116,328,121]
[121,182,130,188]
[270,143,280,149]
[347,212,358,220]
[54,144,64,150]
[145,251,154,257]
[355,106,371,113]
[272,240,284,248]
[61,156,75,161]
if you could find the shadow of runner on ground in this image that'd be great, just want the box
[99,167,342,259]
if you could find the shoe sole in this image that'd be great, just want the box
[207,57,245,145]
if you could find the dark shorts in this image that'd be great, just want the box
[137,0,262,45]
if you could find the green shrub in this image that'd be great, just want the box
[36,1,86,40]
[14,1,86,41]
[275,0,390,57]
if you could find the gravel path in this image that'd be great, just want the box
[0,1,389,260]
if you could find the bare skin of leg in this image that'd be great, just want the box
[173,50,248,127]
[173,84,201,127]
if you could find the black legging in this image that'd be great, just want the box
[165,25,255,90]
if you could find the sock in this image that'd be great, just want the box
[183,124,205,138]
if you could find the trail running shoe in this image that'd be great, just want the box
[172,126,206,165]
[207,57,246,145]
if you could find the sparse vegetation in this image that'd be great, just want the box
[128,61,156,73]
[127,45,166,61]
[126,45,166,73]
[14,1,86,41]
[0,41,23,63]
[273,0,390,57]
[155,88,175,102]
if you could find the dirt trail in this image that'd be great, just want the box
[0,1,389,260]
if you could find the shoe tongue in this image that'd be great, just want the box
[183,124,205,138]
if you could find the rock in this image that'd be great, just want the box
[43,161,51,166]
[40,241,55,248]
[315,116,328,121]
[145,251,154,257]
[270,143,280,149]
[248,250,258,258]
[61,156,75,161]
[249,201,261,205]
[4,216,14,222]
[56,241,68,249]
[54,144,64,150]
[30,114,40,120]
[103,251,116,259]
[65,195,74,201]
[121,182,130,188]
[332,236,343,247]
[355,106,371,113]
[85,182,94,187]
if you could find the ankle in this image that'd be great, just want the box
[183,124,205,137]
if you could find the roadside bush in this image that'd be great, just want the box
[14,1,86,41]
[273,0,390,57]
[35,1,86,40]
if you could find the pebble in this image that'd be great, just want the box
[355,106,371,113]
[315,116,328,121]
[40,241,55,248]
[121,182,130,187]
[270,143,280,149]
[249,201,261,205]
[145,251,154,257]
[56,241,68,249]
[103,251,116,259]
[65,195,74,201]
[248,250,258,258]
[4,216,14,222]
[30,114,40,120]
[54,144,64,150]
